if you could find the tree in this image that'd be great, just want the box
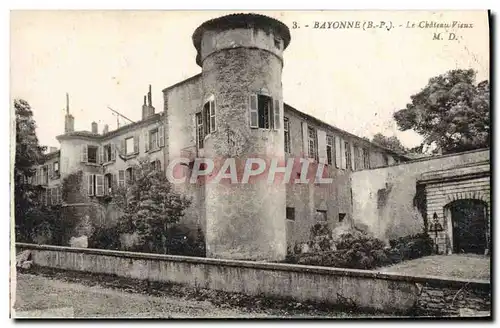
[371,133,408,154]
[112,158,192,254]
[14,99,47,241]
[393,69,490,154]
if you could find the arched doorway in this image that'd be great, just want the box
[446,199,488,254]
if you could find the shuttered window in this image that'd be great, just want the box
[326,135,334,165]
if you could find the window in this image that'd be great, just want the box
[326,135,334,165]
[284,117,290,153]
[286,207,295,221]
[249,94,280,129]
[203,98,216,135]
[196,112,204,149]
[258,95,272,129]
[363,148,370,169]
[316,210,327,222]
[338,213,346,223]
[118,170,125,188]
[308,127,318,161]
[344,141,351,170]
[125,137,135,155]
[149,128,159,150]
[87,174,104,197]
[104,173,113,195]
[53,161,59,176]
[86,145,98,164]
[151,160,161,172]
[103,143,115,163]
[126,167,134,183]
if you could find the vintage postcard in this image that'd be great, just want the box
[10,10,491,319]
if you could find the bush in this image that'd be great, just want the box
[389,232,434,261]
[88,226,121,250]
[290,230,434,270]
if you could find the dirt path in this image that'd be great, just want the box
[13,273,369,318]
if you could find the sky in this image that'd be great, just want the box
[10,10,489,150]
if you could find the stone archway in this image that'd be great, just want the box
[445,199,488,255]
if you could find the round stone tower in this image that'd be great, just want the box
[193,14,291,261]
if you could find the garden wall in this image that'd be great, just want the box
[16,243,490,315]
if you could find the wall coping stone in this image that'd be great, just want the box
[16,243,490,290]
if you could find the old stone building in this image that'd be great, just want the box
[30,13,490,261]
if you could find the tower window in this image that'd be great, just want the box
[286,207,295,221]
[203,98,216,135]
[249,94,280,130]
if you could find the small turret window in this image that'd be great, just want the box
[202,97,216,136]
[249,94,281,130]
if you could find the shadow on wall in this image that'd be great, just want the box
[352,171,425,242]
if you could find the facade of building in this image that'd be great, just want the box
[29,13,489,261]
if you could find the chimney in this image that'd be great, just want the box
[142,95,148,120]
[49,147,57,153]
[103,124,109,134]
[147,84,155,117]
[91,121,98,134]
[64,93,75,133]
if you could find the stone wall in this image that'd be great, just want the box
[351,149,490,242]
[416,278,491,315]
[16,243,491,316]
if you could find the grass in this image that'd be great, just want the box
[379,254,490,280]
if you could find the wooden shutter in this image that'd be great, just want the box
[340,139,346,170]
[274,99,280,130]
[104,175,109,195]
[81,144,88,163]
[249,94,258,128]
[111,143,116,161]
[159,125,165,148]
[317,129,327,164]
[335,136,341,168]
[209,100,216,132]
[144,130,150,152]
[95,175,104,196]
[88,174,94,196]
[118,170,125,187]
[134,135,139,154]
[98,146,104,164]
[350,143,356,171]
[301,122,308,158]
